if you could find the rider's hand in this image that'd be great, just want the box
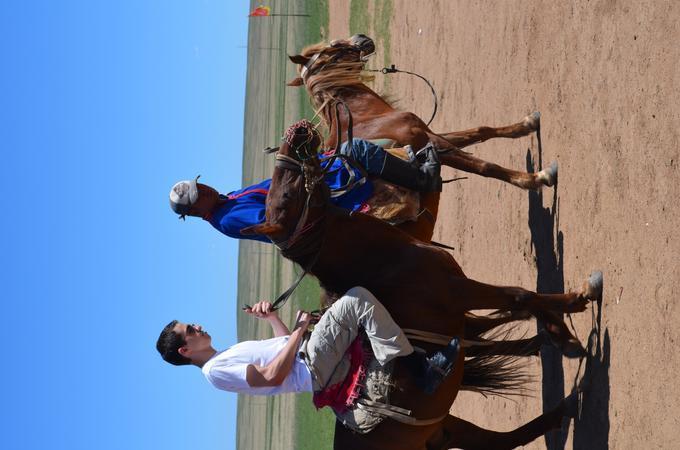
[293,310,313,330]
[244,301,277,320]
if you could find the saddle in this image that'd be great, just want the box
[314,331,445,434]
[317,332,397,434]
[362,179,420,224]
[361,144,420,224]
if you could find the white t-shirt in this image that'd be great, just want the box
[202,336,313,395]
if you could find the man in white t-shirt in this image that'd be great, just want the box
[156,287,460,396]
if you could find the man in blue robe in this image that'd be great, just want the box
[169,139,441,242]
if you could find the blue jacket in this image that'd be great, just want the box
[208,157,373,242]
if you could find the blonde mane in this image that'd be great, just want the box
[298,42,376,126]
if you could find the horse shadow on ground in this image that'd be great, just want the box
[526,131,610,450]
[572,298,611,449]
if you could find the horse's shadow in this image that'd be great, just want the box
[526,132,610,449]
[573,299,611,449]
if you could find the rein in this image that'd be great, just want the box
[319,101,369,197]
[301,45,438,127]
[367,64,439,127]
[261,111,361,313]
[260,155,324,313]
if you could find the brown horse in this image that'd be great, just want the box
[288,33,557,243]
[288,34,582,358]
[242,120,601,449]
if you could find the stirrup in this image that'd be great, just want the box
[414,142,440,165]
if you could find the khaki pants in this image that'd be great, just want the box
[301,286,413,392]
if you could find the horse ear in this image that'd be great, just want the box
[288,54,310,65]
[287,77,304,87]
[240,223,284,236]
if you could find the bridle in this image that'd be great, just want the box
[300,43,374,82]
[300,41,440,127]
[276,103,366,201]
[258,114,360,313]
[254,103,371,314]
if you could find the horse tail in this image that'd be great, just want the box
[460,353,534,398]
[460,327,536,398]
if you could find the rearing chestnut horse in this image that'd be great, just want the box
[288,34,582,358]
[243,120,601,450]
[288,34,557,243]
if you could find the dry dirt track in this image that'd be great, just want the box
[328,1,680,449]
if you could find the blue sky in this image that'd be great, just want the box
[2,1,249,449]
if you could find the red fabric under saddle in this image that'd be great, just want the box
[312,335,366,413]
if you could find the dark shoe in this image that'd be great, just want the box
[379,144,442,192]
[421,337,460,395]
[418,143,442,192]
[402,339,460,395]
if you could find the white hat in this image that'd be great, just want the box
[169,175,200,219]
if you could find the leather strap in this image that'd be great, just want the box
[356,399,447,427]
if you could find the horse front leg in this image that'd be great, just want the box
[449,271,603,315]
[437,112,541,149]
[437,147,558,189]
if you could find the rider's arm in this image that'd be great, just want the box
[210,179,272,243]
[245,313,311,388]
[267,315,290,337]
[244,301,290,337]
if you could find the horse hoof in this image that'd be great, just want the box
[584,271,604,300]
[523,111,541,130]
[541,328,587,359]
[538,161,558,187]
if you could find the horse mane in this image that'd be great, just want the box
[298,42,379,126]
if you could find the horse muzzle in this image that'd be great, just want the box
[350,34,375,56]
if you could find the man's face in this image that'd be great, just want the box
[189,184,220,218]
[174,322,212,360]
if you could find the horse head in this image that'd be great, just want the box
[287,34,375,86]
[241,119,327,245]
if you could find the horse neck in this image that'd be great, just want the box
[279,184,329,267]
[314,86,394,147]
[311,212,421,300]
[303,207,466,420]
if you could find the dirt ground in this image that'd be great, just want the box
[327,1,680,449]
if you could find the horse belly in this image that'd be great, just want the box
[318,239,462,334]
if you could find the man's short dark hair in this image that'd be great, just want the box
[156,320,191,366]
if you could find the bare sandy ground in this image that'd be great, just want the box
[328,1,680,448]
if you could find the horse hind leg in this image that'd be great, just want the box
[436,399,571,450]
[437,148,558,190]
[436,112,541,150]
[437,387,584,450]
